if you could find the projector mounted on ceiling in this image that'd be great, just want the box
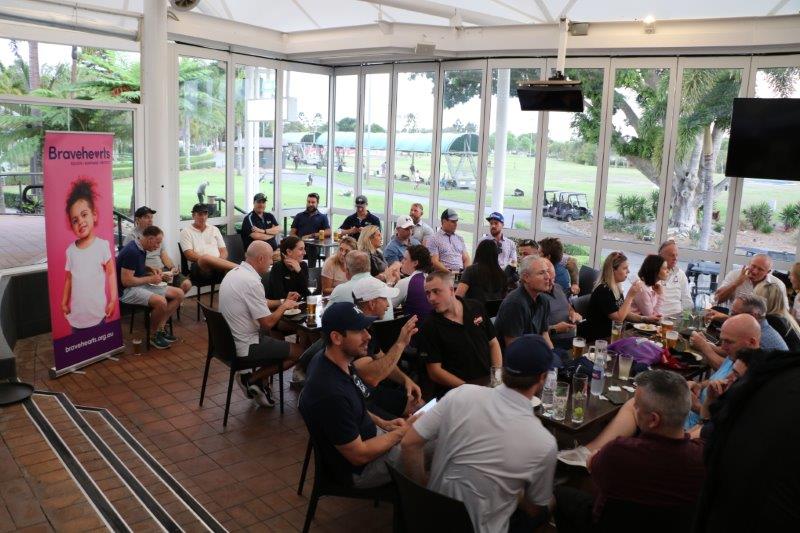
[170,0,201,12]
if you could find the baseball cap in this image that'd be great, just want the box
[253,193,267,203]
[322,302,377,333]
[134,206,156,218]
[486,212,505,224]
[352,277,400,303]
[355,195,368,205]
[395,215,414,229]
[441,208,459,221]
[503,335,562,377]
[191,203,209,213]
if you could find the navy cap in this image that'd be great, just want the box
[253,193,267,203]
[503,335,562,377]
[486,212,504,224]
[322,302,377,334]
[134,206,156,218]
[441,208,459,221]
[191,203,209,213]
[355,195,368,205]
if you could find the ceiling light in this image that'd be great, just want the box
[643,15,656,34]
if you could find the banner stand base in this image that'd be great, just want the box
[49,346,126,379]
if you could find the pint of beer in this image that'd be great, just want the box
[318,229,325,241]
[572,337,586,359]
[666,330,679,349]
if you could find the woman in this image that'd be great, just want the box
[583,251,655,342]
[455,239,507,304]
[321,236,357,296]
[631,254,669,318]
[754,281,800,351]
[789,262,800,321]
[357,225,400,283]
[266,236,310,304]
[395,245,434,320]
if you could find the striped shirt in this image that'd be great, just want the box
[427,229,466,271]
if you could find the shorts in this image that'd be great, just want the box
[243,335,291,365]
[190,262,225,286]
[351,428,402,489]
[120,284,168,306]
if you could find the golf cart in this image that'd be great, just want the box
[543,189,561,217]
[555,192,592,222]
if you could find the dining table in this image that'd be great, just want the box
[301,236,339,267]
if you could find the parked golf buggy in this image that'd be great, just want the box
[542,191,592,222]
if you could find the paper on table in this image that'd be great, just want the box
[599,395,610,402]
[608,386,622,392]
[622,385,635,393]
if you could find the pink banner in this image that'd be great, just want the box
[44,132,123,373]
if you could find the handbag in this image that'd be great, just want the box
[609,337,663,366]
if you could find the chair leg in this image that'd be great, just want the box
[278,363,284,415]
[302,487,320,533]
[199,356,212,407]
[167,317,174,336]
[129,307,135,333]
[297,439,312,495]
[209,283,215,308]
[144,308,151,351]
[196,290,202,321]
[223,367,236,427]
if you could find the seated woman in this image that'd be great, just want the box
[754,281,800,351]
[321,236,357,296]
[631,254,669,318]
[394,244,434,320]
[582,251,655,342]
[455,239,507,304]
[266,236,310,308]
[357,225,400,284]
[789,261,800,321]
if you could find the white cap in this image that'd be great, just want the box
[395,215,414,229]
[352,276,400,302]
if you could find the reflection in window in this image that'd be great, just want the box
[362,73,390,218]
[332,75,358,212]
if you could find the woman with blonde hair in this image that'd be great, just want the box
[321,236,357,296]
[357,225,400,283]
[754,281,800,351]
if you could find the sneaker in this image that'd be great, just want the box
[557,445,592,468]
[254,379,276,408]
[290,366,306,387]
[237,373,255,399]
[161,329,178,343]
[150,331,170,350]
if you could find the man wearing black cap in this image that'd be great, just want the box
[240,193,280,250]
[179,203,237,285]
[427,208,470,272]
[340,195,381,239]
[126,206,191,293]
[402,334,559,533]
[298,302,416,488]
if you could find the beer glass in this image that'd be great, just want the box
[611,321,624,342]
[572,337,586,360]
[666,330,679,349]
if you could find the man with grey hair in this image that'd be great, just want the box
[495,255,554,349]
[330,250,396,320]
[715,253,787,308]
[554,369,705,531]
[697,294,787,359]
[658,240,693,315]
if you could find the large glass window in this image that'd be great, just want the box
[332,75,358,211]
[178,56,226,220]
[361,72,390,219]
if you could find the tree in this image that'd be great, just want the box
[336,116,357,131]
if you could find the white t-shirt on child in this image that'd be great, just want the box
[65,236,112,329]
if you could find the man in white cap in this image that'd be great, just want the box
[384,215,421,266]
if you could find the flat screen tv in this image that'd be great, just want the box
[725,98,800,180]
[518,83,584,112]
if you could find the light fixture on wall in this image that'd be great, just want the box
[643,15,656,34]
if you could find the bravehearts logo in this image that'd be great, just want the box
[47,146,112,160]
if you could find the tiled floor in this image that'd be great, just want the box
[0,215,46,270]
[3,296,393,532]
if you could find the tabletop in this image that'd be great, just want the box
[301,237,339,250]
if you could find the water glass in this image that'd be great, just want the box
[604,352,617,378]
[618,353,634,381]
[595,339,608,361]
[553,382,570,421]
[571,373,589,424]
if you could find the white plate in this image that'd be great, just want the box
[284,308,301,316]
[633,323,658,332]
[149,281,167,287]
[531,396,542,408]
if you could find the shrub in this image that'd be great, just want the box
[742,202,774,231]
[713,222,724,233]
[779,202,800,231]
[616,194,651,223]
[759,223,774,234]
[649,190,660,218]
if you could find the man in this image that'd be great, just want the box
[117,226,183,350]
[383,215,420,266]
[714,253,787,308]
[402,335,559,533]
[240,193,280,250]
[330,250,396,320]
[340,195,381,239]
[417,271,502,394]
[290,192,330,265]
[298,302,416,488]
[538,237,571,294]
[179,203,237,285]
[481,212,517,269]
[427,208,470,272]
[542,261,582,352]
[196,180,210,204]
[219,241,303,407]
[658,240,693,315]
[125,206,191,293]
[553,370,705,532]
[409,203,434,245]
[495,256,554,349]
[518,239,540,259]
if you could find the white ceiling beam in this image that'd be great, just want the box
[768,0,790,16]
[534,0,555,23]
[219,0,234,20]
[374,4,396,23]
[357,0,521,26]
[487,0,546,23]
[560,0,579,19]
[291,0,321,29]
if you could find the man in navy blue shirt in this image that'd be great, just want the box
[290,192,330,239]
[340,195,381,239]
[117,225,183,349]
[240,193,280,250]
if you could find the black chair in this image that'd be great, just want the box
[199,304,286,425]
[572,294,591,317]
[179,243,217,321]
[484,299,503,319]
[224,233,245,265]
[596,499,696,533]
[578,265,599,296]
[370,314,413,354]
[387,464,474,533]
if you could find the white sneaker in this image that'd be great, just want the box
[254,380,276,408]
[557,445,592,468]
[290,366,306,385]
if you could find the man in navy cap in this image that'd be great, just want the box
[427,208,470,272]
[298,302,417,488]
[240,192,280,250]
[339,195,381,239]
[402,334,559,533]
[481,211,517,270]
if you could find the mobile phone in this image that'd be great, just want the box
[414,398,437,415]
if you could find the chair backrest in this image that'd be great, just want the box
[578,265,599,296]
[224,233,245,265]
[371,315,412,354]
[308,266,322,293]
[484,299,503,319]
[178,242,190,276]
[200,304,237,364]
[261,271,270,298]
[596,499,696,533]
[572,294,591,317]
[386,464,474,533]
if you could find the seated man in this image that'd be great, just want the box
[125,206,191,293]
[427,209,470,272]
[658,240,693,316]
[517,239,540,259]
[219,241,303,406]
[541,260,581,352]
[179,203,237,285]
[417,271,502,394]
[330,250,395,320]
[402,335,559,533]
[117,225,184,349]
[554,370,705,532]
[339,195,381,239]
[383,215,420,266]
[714,253,787,308]
[495,256,554,349]
[298,302,416,488]
[240,192,280,251]
[480,212,517,270]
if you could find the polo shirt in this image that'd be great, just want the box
[339,211,381,237]
[494,286,550,344]
[543,284,574,342]
[116,239,148,295]
[427,229,466,271]
[662,266,693,316]
[412,220,434,244]
[179,224,225,264]
[480,234,517,269]
[685,357,734,429]
[330,272,395,320]
[554,261,571,294]
[383,236,420,266]
[124,227,163,270]
[240,210,279,250]
[291,208,330,237]
[759,318,789,351]
[717,269,788,306]
[219,261,271,358]
[299,352,378,483]
[265,261,310,300]
[414,384,557,533]
[417,297,496,385]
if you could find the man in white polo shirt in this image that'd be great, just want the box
[219,241,302,407]
[658,240,693,316]
[715,253,788,308]
[180,203,238,286]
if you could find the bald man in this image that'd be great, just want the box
[558,314,761,468]
[495,255,554,349]
[715,254,787,308]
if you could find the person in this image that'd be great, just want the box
[753,281,800,350]
[339,195,380,239]
[631,254,669,318]
[402,335,559,533]
[330,250,396,321]
[61,178,117,332]
[456,239,507,304]
[240,193,280,251]
[196,180,210,204]
[219,241,303,407]
[383,215,420,266]
[582,252,656,343]
[417,271,502,395]
[179,203,237,286]
[409,203,434,245]
[518,239,540,259]
[357,225,400,283]
[553,370,705,532]
[266,236,310,304]
[427,208,470,272]
[538,237,571,294]
[789,261,800,321]
[658,240,693,316]
[321,236,357,296]
[290,192,330,265]
[481,212,517,270]
[394,245,434,321]
[714,253,787,308]
[117,225,183,349]
[298,302,417,488]
[125,206,191,293]
[495,256,554,349]
[542,260,582,351]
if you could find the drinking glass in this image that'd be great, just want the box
[571,373,588,424]
[666,330,680,349]
[618,354,634,381]
[595,339,608,362]
[553,382,570,421]
[611,321,624,342]
[572,337,586,360]
[306,296,318,318]
[604,352,617,378]
[660,318,674,340]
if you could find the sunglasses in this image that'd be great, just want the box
[519,239,538,247]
